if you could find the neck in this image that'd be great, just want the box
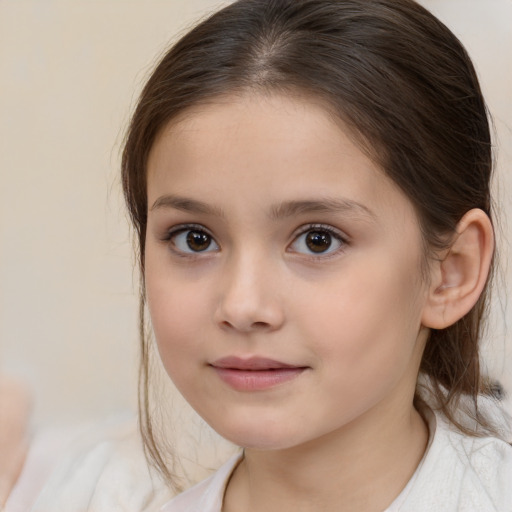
[223,402,428,512]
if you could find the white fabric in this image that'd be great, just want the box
[160,409,512,512]
[5,416,174,512]
[5,408,511,511]
[5,424,91,512]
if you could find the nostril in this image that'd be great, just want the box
[252,321,270,329]
[218,319,272,332]
[214,297,285,332]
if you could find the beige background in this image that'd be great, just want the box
[1,0,511,428]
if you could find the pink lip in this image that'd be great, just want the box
[210,356,307,391]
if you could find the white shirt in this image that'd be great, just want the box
[160,409,512,512]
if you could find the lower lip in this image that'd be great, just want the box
[212,367,306,391]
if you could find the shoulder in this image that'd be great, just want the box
[445,425,512,509]
[160,452,243,512]
[6,416,174,512]
[398,409,512,512]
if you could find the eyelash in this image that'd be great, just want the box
[161,223,349,259]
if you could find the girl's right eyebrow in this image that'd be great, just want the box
[150,194,225,217]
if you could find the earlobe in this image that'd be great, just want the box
[421,208,494,329]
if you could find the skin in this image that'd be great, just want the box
[145,93,433,512]
[0,375,30,507]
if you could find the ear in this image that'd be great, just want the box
[421,208,494,329]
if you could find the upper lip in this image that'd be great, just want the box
[210,356,303,370]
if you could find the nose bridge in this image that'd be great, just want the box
[215,243,283,332]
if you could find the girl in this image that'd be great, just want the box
[122,0,511,511]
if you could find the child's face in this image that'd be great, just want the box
[145,93,431,450]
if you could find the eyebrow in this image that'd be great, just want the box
[269,198,376,221]
[150,194,375,222]
[150,195,225,217]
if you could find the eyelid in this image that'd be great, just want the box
[162,223,214,240]
[292,223,349,241]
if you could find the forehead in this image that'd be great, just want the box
[146,93,418,231]
[150,92,348,172]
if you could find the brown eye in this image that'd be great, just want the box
[289,226,345,256]
[169,227,219,254]
[186,230,212,251]
[305,231,332,253]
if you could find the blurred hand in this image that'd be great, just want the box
[0,375,31,508]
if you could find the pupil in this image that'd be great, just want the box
[186,231,211,251]
[306,231,331,253]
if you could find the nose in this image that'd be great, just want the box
[214,253,285,333]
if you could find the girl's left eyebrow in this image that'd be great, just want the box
[269,199,376,222]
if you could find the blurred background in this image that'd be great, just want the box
[1,0,511,428]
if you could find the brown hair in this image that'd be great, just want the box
[122,0,497,485]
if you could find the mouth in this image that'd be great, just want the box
[209,356,308,391]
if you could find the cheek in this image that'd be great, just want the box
[301,260,426,382]
[144,257,211,377]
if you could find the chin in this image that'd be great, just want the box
[212,419,306,451]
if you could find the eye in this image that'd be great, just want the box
[167,226,219,254]
[289,225,346,256]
